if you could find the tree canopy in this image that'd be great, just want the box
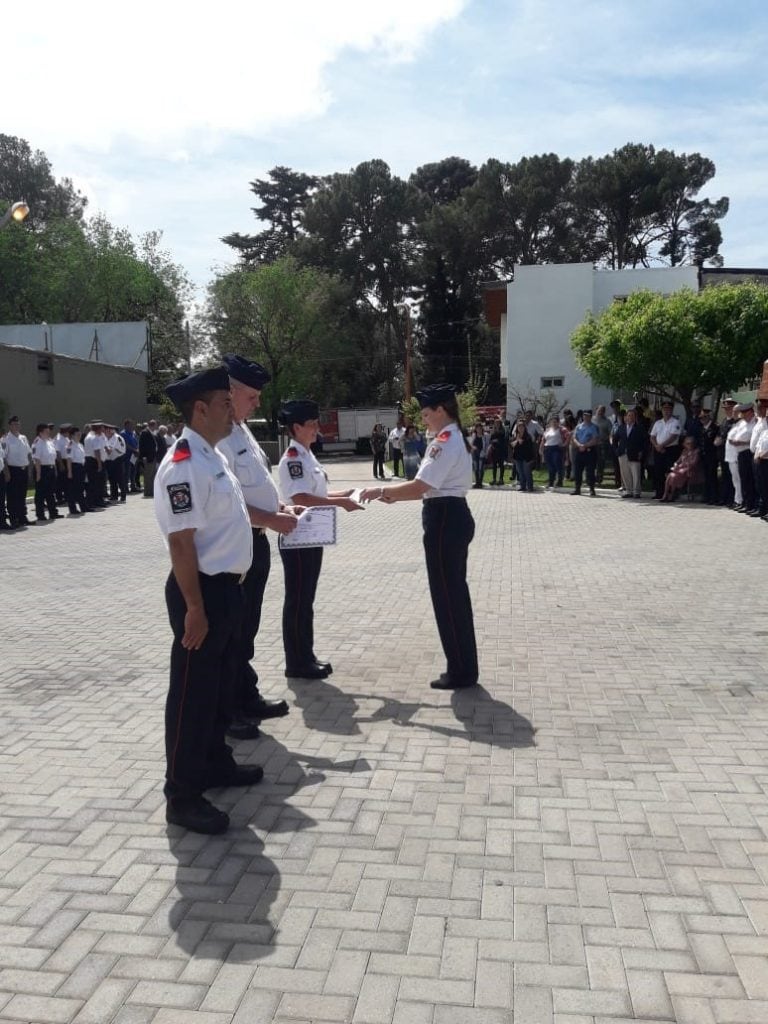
[570,283,768,411]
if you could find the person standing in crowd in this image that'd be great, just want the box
[388,416,406,478]
[403,424,423,481]
[218,354,296,741]
[649,400,681,499]
[747,396,768,518]
[370,423,388,481]
[360,383,478,691]
[0,437,9,529]
[31,423,60,522]
[65,426,88,515]
[510,418,536,492]
[593,404,612,484]
[730,402,757,513]
[278,399,362,679]
[715,397,738,505]
[615,407,646,499]
[154,366,263,835]
[570,408,600,497]
[104,425,127,502]
[753,389,768,521]
[470,423,487,489]
[121,419,140,493]
[83,421,107,510]
[698,407,720,505]
[139,419,161,498]
[608,400,624,487]
[3,416,32,528]
[487,418,508,486]
[540,416,566,489]
[53,423,70,506]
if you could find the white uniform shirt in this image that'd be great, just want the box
[154,426,252,576]
[388,426,405,451]
[66,440,85,465]
[4,432,31,467]
[105,433,126,461]
[219,421,280,514]
[650,416,681,448]
[754,426,768,460]
[726,418,754,464]
[31,437,57,466]
[54,432,69,462]
[0,446,4,472]
[415,422,471,499]
[83,431,106,459]
[278,439,328,501]
[750,416,767,454]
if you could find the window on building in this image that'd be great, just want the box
[541,376,565,389]
[37,355,54,385]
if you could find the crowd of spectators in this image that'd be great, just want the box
[0,415,184,530]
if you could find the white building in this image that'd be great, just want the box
[494,262,699,415]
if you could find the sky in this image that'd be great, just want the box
[5,0,767,296]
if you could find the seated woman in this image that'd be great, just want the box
[661,435,701,502]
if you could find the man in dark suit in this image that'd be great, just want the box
[139,419,162,498]
[615,408,646,498]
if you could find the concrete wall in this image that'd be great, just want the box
[0,345,149,429]
[504,263,700,416]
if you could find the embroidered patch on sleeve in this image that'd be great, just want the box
[428,445,442,459]
[288,462,304,478]
[167,482,193,513]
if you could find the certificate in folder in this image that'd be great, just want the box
[279,506,337,549]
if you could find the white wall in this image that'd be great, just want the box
[503,263,701,417]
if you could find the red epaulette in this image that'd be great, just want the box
[286,447,299,457]
[172,439,191,462]
[437,430,451,442]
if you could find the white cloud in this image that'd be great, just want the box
[5,0,465,152]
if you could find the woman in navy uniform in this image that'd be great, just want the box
[277,399,362,678]
[361,384,478,690]
[154,366,264,835]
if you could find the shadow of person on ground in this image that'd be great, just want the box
[284,674,362,735]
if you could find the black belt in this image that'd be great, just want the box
[208,571,247,584]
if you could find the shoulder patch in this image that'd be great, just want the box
[167,482,192,513]
[172,439,191,462]
[428,445,442,459]
[288,462,304,478]
[286,447,299,457]
[437,430,451,442]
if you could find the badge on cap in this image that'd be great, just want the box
[167,482,192,513]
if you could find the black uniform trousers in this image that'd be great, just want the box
[738,449,757,510]
[164,571,242,800]
[7,465,29,525]
[719,461,734,505]
[756,459,768,515]
[55,464,68,504]
[106,458,127,501]
[392,449,403,477]
[234,531,271,711]
[67,465,87,513]
[34,465,57,518]
[0,472,8,524]
[422,497,478,685]
[280,545,323,672]
[85,456,105,509]
[701,452,719,504]
[573,449,597,493]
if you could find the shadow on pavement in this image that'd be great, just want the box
[285,674,362,735]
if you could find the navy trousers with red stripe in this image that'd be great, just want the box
[164,571,242,800]
[422,497,478,685]
[280,546,323,673]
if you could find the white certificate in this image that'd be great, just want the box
[279,506,337,549]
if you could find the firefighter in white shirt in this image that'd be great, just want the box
[53,423,71,505]
[218,355,298,739]
[31,422,60,522]
[83,422,108,509]
[104,424,127,502]
[0,438,8,529]
[3,415,32,528]
[65,427,88,515]
[154,366,263,836]
[649,400,681,498]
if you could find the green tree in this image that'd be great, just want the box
[222,166,318,264]
[0,133,86,229]
[571,283,768,412]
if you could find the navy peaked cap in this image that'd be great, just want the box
[278,399,319,426]
[165,366,231,409]
[415,383,457,409]
[222,353,271,390]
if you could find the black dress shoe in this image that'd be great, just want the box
[429,674,479,690]
[226,717,261,740]
[243,697,290,721]
[285,665,330,679]
[206,764,264,788]
[313,660,333,677]
[166,796,229,834]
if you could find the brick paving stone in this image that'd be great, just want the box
[4,464,768,1023]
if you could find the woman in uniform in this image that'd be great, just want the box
[360,384,478,690]
[278,399,362,679]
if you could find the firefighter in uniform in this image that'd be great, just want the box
[277,399,362,678]
[361,383,478,690]
[154,366,263,835]
[218,354,296,739]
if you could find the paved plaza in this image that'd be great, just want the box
[2,458,768,1024]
